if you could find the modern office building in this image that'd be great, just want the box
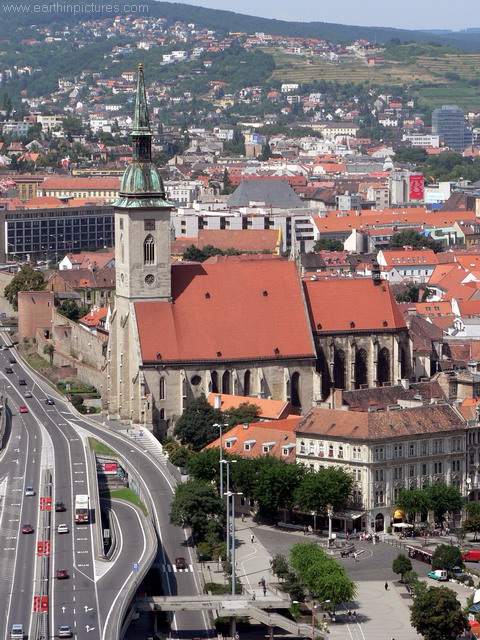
[432,105,472,152]
[1,205,114,262]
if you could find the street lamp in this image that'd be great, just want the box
[225,490,242,596]
[293,600,330,640]
[221,459,237,559]
[214,423,228,498]
[326,503,334,547]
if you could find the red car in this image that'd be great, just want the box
[19,406,28,413]
[175,557,188,570]
[56,569,69,579]
[22,523,34,534]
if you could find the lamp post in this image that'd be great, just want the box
[293,600,330,640]
[221,459,237,559]
[214,423,228,498]
[226,490,242,596]
[326,503,334,547]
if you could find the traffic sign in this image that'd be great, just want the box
[33,596,40,613]
[37,542,43,556]
[132,562,139,572]
[41,596,48,612]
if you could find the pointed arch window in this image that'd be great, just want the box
[144,234,155,266]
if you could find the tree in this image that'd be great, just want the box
[431,544,463,573]
[168,445,192,469]
[188,448,230,485]
[392,554,412,582]
[169,480,225,541]
[411,586,468,640]
[394,283,432,304]
[424,483,463,521]
[396,488,429,521]
[294,467,353,515]
[312,239,344,252]
[387,229,443,253]
[270,554,289,581]
[182,244,224,263]
[224,402,261,427]
[174,394,224,451]
[259,143,272,161]
[464,503,480,540]
[251,457,306,521]
[4,266,45,311]
[43,343,55,365]
[57,300,89,322]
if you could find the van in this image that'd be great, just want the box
[10,624,23,639]
[462,550,480,562]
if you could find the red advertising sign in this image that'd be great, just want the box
[37,542,43,556]
[97,461,118,475]
[33,596,40,613]
[41,596,48,612]
[45,497,52,511]
[44,541,50,557]
[409,174,424,200]
[39,498,45,511]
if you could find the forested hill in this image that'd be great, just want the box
[0,0,479,50]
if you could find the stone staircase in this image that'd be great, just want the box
[247,604,325,639]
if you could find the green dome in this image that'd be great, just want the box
[119,161,165,197]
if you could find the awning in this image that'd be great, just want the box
[469,604,480,614]
[393,509,405,519]
[337,510,365,520]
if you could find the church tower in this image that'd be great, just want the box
[106,64,174,424]
[113,62,173,302]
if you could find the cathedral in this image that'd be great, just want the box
[105,65,411,437]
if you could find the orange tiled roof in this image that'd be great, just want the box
[197,229,279,253]
[205,417,301,461]
[135,259,316,363]
[206,392,294,420]
[41,177,120,189]
[24,196,66,208]
[304,277,406,332]
[79,306,108,327]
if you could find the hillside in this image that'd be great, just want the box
[0,0,479,50]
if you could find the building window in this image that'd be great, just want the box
[409,443,416,457]
[375,490,384,506]
[300,440,306,454]
[328,444,334,457]
[375,469,384,482]
[409,465,415,477]
[338,445,344,459]
[393,467,403,480]
[374,447,385,461]
[434,462,443,474]
[318,442,324,458]
[144,219,155,231]
[159,377,165,400]
[244,370,251,396]
[421,463,428,476]
[421,441,428,456]
[433,439,443,454]
[143,234,155,265]
[393,444,404,459]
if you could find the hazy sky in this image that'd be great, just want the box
[171,0,480,31]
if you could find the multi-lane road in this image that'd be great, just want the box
[0,339,209,640]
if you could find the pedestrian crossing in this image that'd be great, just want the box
[161,563,194,573]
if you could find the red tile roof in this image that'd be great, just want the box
[303,277,406,332]
[41,177,120,189]
[79,306,108,327]
[135,259,316,363]
[197,229,280,253]
[206,392,294,420]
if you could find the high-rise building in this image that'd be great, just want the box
[432,105,472,152]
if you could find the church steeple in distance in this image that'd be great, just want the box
[113,63,171,209]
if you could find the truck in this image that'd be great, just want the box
[74,494,89,524]
[427,569,448,581]
[10,624,23,639]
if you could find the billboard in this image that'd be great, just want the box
[409,174,424,200]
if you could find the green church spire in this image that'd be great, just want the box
[113,63,171,209]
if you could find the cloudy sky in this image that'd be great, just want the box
[170,0,480,31]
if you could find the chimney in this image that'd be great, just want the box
[401,378,410,390]
[332,388,343,409]
[214,394,222,409]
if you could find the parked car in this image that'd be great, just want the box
[462,550,480,563]
[21,523,34,534]
[428,569,448,581]
[24,486,35,496]
[19,406,28,413]
[2,344,10,351]
[56,569,69,579]
[451,566,468,579]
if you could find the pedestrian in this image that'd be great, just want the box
[263,586,267,596]
[352,611,356,621]
[353,552,358,562]
[241,514,245,522]
[308,525,313,534]
[250,533,254,543]
[251,591,256,601]
[385,582,388,591]
[303,525,307,535]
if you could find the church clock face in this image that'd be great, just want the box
[145,274,155,285]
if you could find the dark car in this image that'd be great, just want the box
[56,569,69,579]
[22,523,34,534]
[45,398,55,405]
[9,357,16,364]
[4,367,13,374]
[18,379,26,386]
[175,557,188,570]
[55,501,66,512]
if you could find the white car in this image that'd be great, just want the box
[57,524,69,534]
[58,626,72,638]
[25,486,35,496]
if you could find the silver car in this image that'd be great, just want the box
[25,486,35,496]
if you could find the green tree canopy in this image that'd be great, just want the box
[173,394,224,451]
[410,586,468,640]
[431,544,463,572]
[387,229,443,253]
[4,266,45,311]
[394,283,433,303]
[312,239,344,252]
[182,244,224,262]
[169,480,225,541]
[396,488,430,520]
[294,467,353,515]
[224,402,261,427]
[425,483,463,521]
[56,299,89,322]
[250,456,306,521]
[392,553,412,581]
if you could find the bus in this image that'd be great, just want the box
[407,544,433,564]
[74,495,90,524]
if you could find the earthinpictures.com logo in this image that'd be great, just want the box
[1,2,149,14]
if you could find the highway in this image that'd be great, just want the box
[0,340,211,640]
